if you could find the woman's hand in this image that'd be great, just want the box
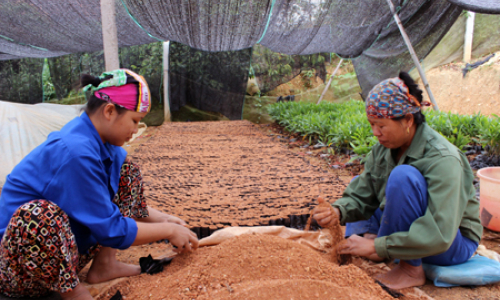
[134,220,199,252]
[134,207,196,252]
[165,215,187,226]
[168,223,199,253]
[338,234,382,261]
[138,207,187,226]
[312,197,340,228]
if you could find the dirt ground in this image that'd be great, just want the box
[95,235,403,300]
[127,121,350,234]
[420,58,500,117]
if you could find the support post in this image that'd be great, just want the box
[385,0,439,111]
[100,0,120,71]
[463,12,475,63]
[163,41,171,122]
[317,58,344,105]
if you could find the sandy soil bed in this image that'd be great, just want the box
[127,121,347,236]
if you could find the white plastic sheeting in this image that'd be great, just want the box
[0,101,84,187]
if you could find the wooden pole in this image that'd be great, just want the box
[317,58,344,105]
[163,41,171,122]
[463,12,475,63]
[385,0,439,111]
[100,0,120,71]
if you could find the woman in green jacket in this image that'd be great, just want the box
[313,72,482,290]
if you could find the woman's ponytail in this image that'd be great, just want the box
[398,71,426,125]
[80,74,102,89]
[399,71,423,103]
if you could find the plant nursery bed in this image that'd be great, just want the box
[128,120,348,238]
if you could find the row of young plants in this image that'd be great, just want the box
[267,100,500,158]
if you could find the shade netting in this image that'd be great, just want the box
[0,0,499,119]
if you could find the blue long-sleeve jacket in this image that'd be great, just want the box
[0,112,137,254]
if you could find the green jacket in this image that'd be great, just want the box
[333,123,482,260]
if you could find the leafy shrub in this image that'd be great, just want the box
[267,100,500,158]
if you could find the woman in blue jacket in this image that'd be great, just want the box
[0,69,198,299]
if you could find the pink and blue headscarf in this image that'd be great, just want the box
[365,77,430,119]
[83,69,151,113]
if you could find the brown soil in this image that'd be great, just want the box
[420,60,500,117]
[99,234,396,300]
[127,121,347,233]
[268,55,500,117]
[92,121,416,300]
[306,198,351,265]
[417,56,500,300]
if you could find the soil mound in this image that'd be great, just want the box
[101,234,392,300]
[210,279,384,300]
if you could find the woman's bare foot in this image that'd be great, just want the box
[59,284,93,300]
[375,260,426,290]
[86,247,141,284]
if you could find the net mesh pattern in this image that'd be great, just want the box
[353,0,463,97]
[448,0,500,14]
[0,58,43,104]
[47,52,105,101]
[0,0,156,59]
[0,0,499,117]
[169,41,252,120]
[250,45,329,94]
[121,0,272,52]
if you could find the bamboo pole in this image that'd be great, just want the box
[100,0,120,71]
[463,12,475,63]
[163,41,171,122]
[317,58,344,105]
[385,0,439,111]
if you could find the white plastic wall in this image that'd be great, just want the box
[0,101,84,187]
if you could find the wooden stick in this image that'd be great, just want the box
[163,41,172,122]
[463,12,475,63]
[100,0,120,71]
[317,58,344,105]
[385,0,440,111]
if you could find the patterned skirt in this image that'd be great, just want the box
[0,158,148,298]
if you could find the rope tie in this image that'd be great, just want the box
[257,0,277,44]
[120,0,164,42]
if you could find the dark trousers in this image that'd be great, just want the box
[345,165,478,266]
